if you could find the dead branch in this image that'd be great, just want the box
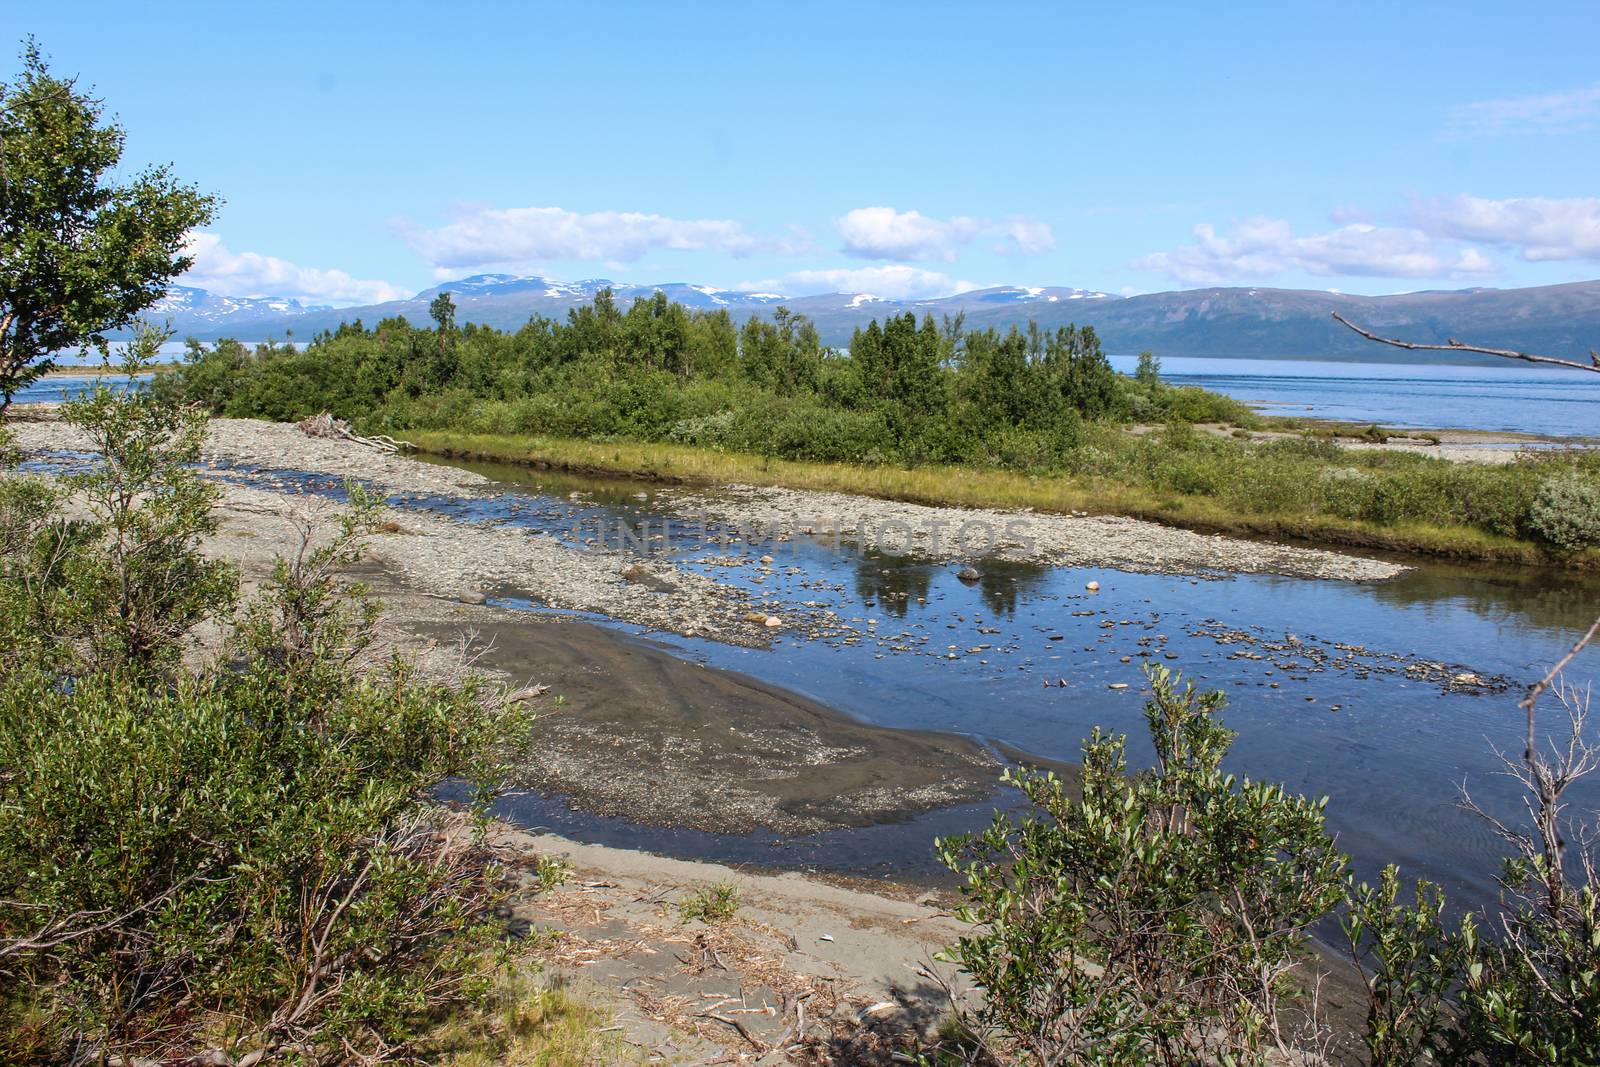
[1331,312,1600,374]
[296,411,414,453]
[1520,616,1600,761]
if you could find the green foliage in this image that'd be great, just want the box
[533,856,571,894]
[430,290,458,333]
[49,325,235,672]
[1342,866,1464,1066]
[164,293,1197,475]
[0,38,215,405]
[937,664,1346,1065]
[0,353,532,1062]
[1135,350,1162,387]
[1344,679,1600,1065]
[1528,471,1600,550]
[157,290,1597,549]
[677,882,741,924]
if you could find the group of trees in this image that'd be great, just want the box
[163,293,1237,472]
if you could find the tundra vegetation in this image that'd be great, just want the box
[936,657,1600,1066]
[6,35,1600,1067]
[163,291,1600,560]
[0,332,553,1064]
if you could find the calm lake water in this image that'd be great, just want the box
[1106,355,1600,438]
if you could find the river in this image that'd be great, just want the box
[402,457,1600,913]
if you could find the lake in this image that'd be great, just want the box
[1107,355,1600,438]
[19,355,1600,440]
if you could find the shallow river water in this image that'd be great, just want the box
[392,457,1600,911]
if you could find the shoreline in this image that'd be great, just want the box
[0,409,1435,1059]
[408,427,1593,568]
[1,411,1421,844]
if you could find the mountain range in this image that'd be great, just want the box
[144,276,1600,365]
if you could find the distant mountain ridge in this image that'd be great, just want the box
[143,275,1600,365]
[148,285,333,327]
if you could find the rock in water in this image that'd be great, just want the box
[1085,580,1101,592]
[956,565,981,583]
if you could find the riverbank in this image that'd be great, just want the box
[407,427,1595,567]
[0,408,1502,1061]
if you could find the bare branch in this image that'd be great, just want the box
[1520,616,1600,760]
[1331,312,1600,375]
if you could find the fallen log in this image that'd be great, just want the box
[295,411,413,453]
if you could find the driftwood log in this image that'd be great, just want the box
[295,412,413,453]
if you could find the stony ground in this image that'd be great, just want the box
[13,411,1412,584]
[672,483,1408,581]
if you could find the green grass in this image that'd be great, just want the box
[427,964,639,1067]
[677,881,741,924]
[407,428,1600,567]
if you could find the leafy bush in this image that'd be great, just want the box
[1529,471,1600,550]
[937,664,1346,1065]
[1344,680,1600,1065]
[0,339,532,1063]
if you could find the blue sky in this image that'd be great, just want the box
[8,1,1600,305]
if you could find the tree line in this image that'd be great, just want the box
[165,289,1244,472]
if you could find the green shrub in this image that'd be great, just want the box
[0,342,532,1063]
[1529,472,1600,550]
[937,664,1346,1065]
[1344,677,1600,1065]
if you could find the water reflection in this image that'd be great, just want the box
[400,453,1600,911]
[1369,559,1600,638]
[851,554,934,617]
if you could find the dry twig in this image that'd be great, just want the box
[1331,312,1600,374]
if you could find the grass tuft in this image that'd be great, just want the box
[428,963,638,1067]
[677,881,741,924]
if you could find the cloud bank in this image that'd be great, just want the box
[836,206,1054,261]
[1139,218,1496,285]
[182,233,405,305]
[402,206,788,269]
[1410,195,1600,262]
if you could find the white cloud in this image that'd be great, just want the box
[1410,195,1600,261]
[1001,216,1056,254]
[835,207,1057,261]
[836,207,984,261]
[743,265,982,300]
[182,232,405,305]
[1448,85,1600,137]
[402,206,766,269]
[1138,218,1497,285]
